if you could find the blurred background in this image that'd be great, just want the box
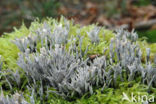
[0,0,156,43]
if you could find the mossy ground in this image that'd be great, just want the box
[0,18,156,104]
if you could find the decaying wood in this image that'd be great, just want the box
[117,19,156,30]
[134,19,156,29]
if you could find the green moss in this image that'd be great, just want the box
[0,24,29,70]
[138,40,156,62]
[0,17,115,71]
[47,82,156,104]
